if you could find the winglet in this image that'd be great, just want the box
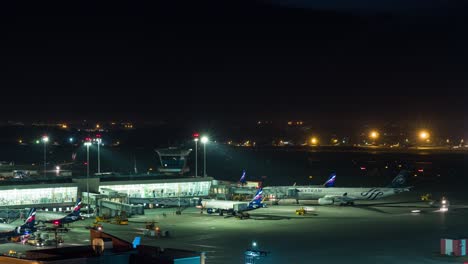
[323,173,336,187]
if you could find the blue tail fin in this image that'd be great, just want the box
[248,188,264,208]
[19,208,36,234]
[388,170,409,188]
[239,170,247,184]
[323,173,336,187]
[71,197,82,216]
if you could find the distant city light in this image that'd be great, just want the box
[42,135,49,143]
[69,137,74,143]
[369,130,379,140]
[61,124,68,129]
[252,241,257,247]
[419,130,430,140]
[310,137,318,145]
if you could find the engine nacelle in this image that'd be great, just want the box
[318,198,334,205]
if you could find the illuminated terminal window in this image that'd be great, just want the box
[0,187,78,206]
[100,181,211,198]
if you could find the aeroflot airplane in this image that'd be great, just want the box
[37,198,83,227]
[295,170,411,205]
[0,208,36,241]
[198,188,266,216]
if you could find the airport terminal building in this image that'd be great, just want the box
[0,175,213,209]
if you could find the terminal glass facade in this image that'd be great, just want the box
[0,187,78,206]
[100,181,211,198]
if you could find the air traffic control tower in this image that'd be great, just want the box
[155,148,192,175]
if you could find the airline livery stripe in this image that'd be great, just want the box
[361,189,384,200]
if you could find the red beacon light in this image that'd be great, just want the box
[53,220,60,226]
[193,133,199,138]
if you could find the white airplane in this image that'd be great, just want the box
[197,188,266,216]
[295,170,411,205]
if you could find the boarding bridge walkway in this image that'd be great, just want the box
[129,197,199,207]
[231,186,298,199]
[97,200,144,217]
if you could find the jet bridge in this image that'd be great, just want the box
[98,200,144,217]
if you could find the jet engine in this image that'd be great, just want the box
[318,198,334,205]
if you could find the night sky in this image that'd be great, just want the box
[1,0,467,129]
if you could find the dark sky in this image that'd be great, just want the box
[0,0,467,127]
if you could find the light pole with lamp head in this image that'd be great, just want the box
[201,136,208,177]
[42,135,49,177]
[95,137,102,174]
[84,140,92,215]
[194,136,199,177]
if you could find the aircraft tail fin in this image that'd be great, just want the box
[323,172,336,187]
[239,170,246,184]
[20,208,36,231]
[388,170,409,188]
[70,197,82,216]
[249,188,264,208]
